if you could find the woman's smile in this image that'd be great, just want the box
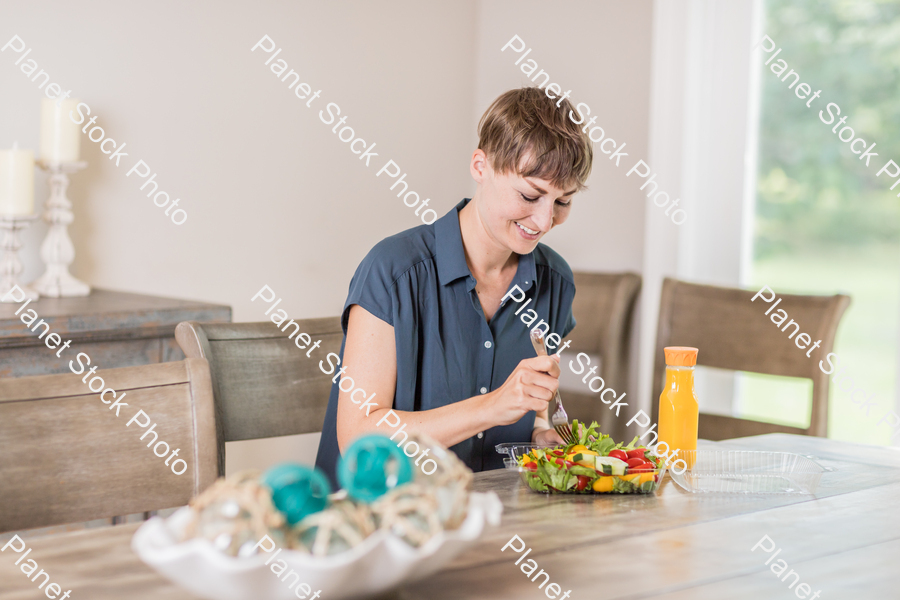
[515,221,541,240]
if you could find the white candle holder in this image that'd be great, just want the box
[33,160,90,297]
[0,214,40,302]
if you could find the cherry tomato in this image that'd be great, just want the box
[625,457,646,468]
[626,448,648,459]
[575,475,591,491]
[609,450,629,461]
[524,462,537,471]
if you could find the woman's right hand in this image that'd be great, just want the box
[487,355,561,426]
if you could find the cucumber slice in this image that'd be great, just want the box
[594,456,627,476]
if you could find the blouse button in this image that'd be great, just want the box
[480,387,488,394]
[477,432,484,439]
[484,341,492,349]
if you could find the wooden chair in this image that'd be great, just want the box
[0,359,217,533]
[175,318,344,476]
[561,272,641,440]
[651,277,851,439]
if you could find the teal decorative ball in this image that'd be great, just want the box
[262,463,331,525]
[338,435,413,503]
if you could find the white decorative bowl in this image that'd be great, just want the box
[132,492,503,600]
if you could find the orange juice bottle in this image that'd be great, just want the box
[658,347,699,468]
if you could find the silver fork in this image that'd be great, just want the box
[529,329,574,443]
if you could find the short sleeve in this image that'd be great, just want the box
[342,244,396,332]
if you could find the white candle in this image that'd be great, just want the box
[40,97,81,163]
[0,146,35,216]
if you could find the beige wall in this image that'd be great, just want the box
[1,0,653,472]
[474,1,653,273]
[474,1,654,407]
[3,0,480,323]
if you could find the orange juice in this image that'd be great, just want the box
[658,347,699,468]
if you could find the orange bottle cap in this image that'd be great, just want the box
[664,346,698,367]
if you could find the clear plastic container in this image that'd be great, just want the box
[668,450,832,494]
[496,443,666,495]
[495,442,553,461]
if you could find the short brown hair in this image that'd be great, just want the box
[477,87,593,193]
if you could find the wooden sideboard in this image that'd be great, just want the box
[0,289,231,378]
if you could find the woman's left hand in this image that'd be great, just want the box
[532,427,565,445]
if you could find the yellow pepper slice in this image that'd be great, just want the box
[592,477,614,492]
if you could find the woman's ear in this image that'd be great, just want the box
[470,149,488,183]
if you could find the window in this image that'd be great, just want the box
[739,0,900,445]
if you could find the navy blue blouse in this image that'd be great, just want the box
[315,198,577,486]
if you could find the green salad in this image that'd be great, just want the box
[517,420,664,494]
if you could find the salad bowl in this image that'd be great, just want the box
[497,421,667,495]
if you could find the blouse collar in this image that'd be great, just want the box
[434,198,537,294]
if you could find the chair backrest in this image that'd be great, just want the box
[175,318,343,475]
[0,358,217,533]
[561,272,641,435]
[651,277,850,439]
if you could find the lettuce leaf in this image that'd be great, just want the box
[593,436,616,456]
[571,419,598,446]
[570,419,619,456]
[620,436,641,450]
[536,461,559,490]
[566,465,598,478]
[538,460,578,491]
[525,472,549,492]
[612,477,637,494]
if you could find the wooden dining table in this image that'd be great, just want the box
[2,433,899,599]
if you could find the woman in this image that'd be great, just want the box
[315,87,593,485]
